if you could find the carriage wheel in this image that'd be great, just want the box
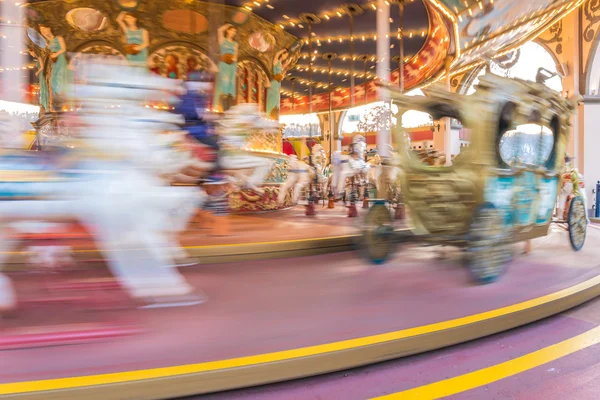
[360,202,396,264]
[466,203,512,284]
[567,195,587,251]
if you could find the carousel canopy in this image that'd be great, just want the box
[222,0,582,114]
[23,0,583,115]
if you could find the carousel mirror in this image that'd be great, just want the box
[66,8,108,32]
[248,31,275,53]
[230,10,250,26]
[115,0,139,11]
[499,123,554,168]
[26,27,46,48]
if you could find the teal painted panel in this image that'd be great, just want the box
[536,176,558,225]
[484,175,514,227]
[514,172,537,226]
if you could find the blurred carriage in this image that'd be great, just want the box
[360,74,587,283]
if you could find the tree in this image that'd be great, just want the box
[357,104,395,133]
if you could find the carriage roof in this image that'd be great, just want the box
[388,74,578,172]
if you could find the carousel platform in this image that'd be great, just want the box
[2,205,373,266]
[2,226,600,399]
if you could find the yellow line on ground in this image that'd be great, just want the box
[183,234,357,249]
[373,325,600,399]
[1,273,600,395]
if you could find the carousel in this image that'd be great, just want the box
[23,0,305,213]
[2,0,597,399]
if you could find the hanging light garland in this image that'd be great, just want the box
[284,75,341,90]
[280,89,303,99]
[299,52,411,63]
[295,64,376,80]
[0,64,35,72]
[242,0,276,12]
[298,27,428,45]
[276,0,416,29]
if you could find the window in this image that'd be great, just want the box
[280,113,321,138]
[499,124,554,167]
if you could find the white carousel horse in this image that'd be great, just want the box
[217,104,276,194]
[73,63,206,268]
[0,60,204,311]
[277,143,331,206]
[332,136,373,199]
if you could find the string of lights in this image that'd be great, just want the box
[0,65,35,72]
[280,89,303,99]
[295,64,376,80]
[284,75,341,90]
[301,28,428,45]
[242,0,275,12]
[276,0,417,29]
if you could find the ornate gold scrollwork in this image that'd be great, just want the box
[538,21,563,54]
[244,130,280,154]
[584,0,600,43]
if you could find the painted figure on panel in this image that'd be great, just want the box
[150,55,161,75]
[39,25,69,109]
[187,56,200,76]
[165,54,180,79]
[213,23,238,112]
[266,48,288,120]
[116,12,149,67]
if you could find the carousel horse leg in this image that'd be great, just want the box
[293,173,309,204]
[337,169,351,201]
[80,199,195,301]
[362,183,370,209]
[347,180,358,218]
[247,163,271,194]
[327,181,335,209]
[278,172,297,206]
[304,169,316,216]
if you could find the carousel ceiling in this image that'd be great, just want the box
[220,0,584,114]
[221,0,431,98]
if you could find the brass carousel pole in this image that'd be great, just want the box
[342,4,363,107]
[289,76,297,111]
[358,54,369,104]
[391,0,406,92]
[299,13,321,216]
[444,56,453,166]
[323,53,337,162]
[376,0,391,160]
[323,53,337,208]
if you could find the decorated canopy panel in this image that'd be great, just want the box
[436,0,585,74]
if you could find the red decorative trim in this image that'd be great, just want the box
[281,3,450,115]
[409,130,434,141]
